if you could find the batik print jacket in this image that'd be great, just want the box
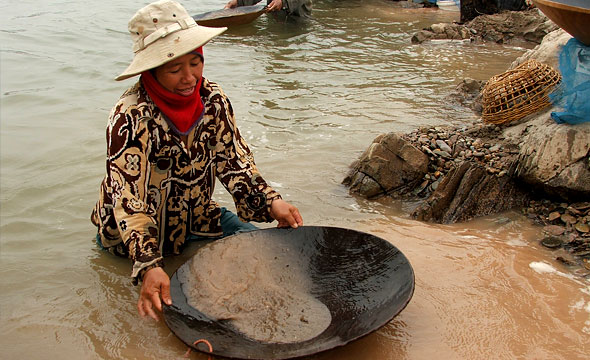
[91,78,281,281]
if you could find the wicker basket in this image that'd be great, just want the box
[481,59,561,125]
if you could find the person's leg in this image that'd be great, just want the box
[95,234,128,257]
[220,207,258,237]
[185,208,258,243]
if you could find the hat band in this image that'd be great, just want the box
[133,17,198,53]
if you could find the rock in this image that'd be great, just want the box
[556,256,576,266]
[411,162,530,223]
[431,23,446,34]
[343,133,429,198]
[567,206,582,216]
[541,236,563,249]
[344,172,383,198]
[413,179,429,196]
[412,23,471,44]
[433,149,452,159]
[575,223,589,233]
[508,111,590,201]
[547,211,561,221]
[571,202,590,211]
[436,140,453,154]
[543,225,566,236]
[467,9,558,45]
[412,9,557,45]
[573,250,590,257]
[451,78,485,113]
[411,30,429,44]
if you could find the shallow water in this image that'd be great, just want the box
[1,0,589,359]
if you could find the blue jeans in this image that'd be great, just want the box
[187,207,257,241]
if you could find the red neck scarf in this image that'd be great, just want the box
[140,49,204,134]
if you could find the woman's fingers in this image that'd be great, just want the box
[138,296,159,321]
[150,290,162,312]
[137,267,171,320]
[161,281,172,306]
[271,199,304,229]
[137,298,146,317]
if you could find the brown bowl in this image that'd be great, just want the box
[193,5,267,28]
[533,0,590,46]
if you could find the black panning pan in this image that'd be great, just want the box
[163,226,415,359]
[193,5,267,28]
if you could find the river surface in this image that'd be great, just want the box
[1,0,589,359]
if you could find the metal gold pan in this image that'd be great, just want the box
[193,5,267,28]
[163,226,415,359]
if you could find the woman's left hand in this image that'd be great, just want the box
[270,198,303,228]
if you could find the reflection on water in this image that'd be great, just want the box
[1,0,588,359]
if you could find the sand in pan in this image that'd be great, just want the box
[177,236,332,344]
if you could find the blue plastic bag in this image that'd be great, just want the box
[550,38,590,125]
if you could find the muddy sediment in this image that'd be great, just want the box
[177,236,332,343]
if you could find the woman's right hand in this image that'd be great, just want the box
[137,267,172,321]
[270,198,303,229]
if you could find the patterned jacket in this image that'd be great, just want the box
[91,78,280,281]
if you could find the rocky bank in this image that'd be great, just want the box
[411,8,558,45]
[343,18,590,274]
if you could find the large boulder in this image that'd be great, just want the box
[505,109,590,200]
[343,133,429,198]
[502,29,590,200]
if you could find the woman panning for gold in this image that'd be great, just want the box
[91,0,303,321]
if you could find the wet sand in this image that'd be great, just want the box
[177,237,332,344]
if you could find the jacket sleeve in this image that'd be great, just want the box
[212,90,281,222]
[106,99,163,281]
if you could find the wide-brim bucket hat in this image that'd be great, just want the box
[116,0,227,81]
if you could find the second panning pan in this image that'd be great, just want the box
[193,5,267,28]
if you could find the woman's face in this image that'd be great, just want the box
[154,53,203,96]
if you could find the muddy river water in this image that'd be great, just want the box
[1,0,588,359]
